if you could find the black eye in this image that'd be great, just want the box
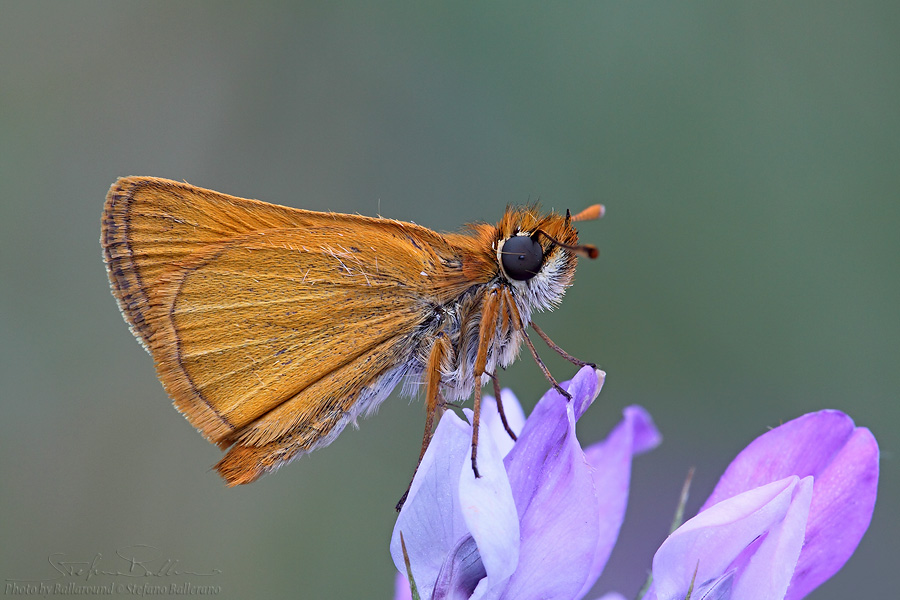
[501,235,544,281]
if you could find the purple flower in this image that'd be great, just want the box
[390,365,661,600]
[642,410,879,600]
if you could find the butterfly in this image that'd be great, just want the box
[101,177,602,487]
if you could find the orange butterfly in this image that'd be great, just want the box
[101,177,602,487]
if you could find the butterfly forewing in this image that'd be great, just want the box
[103,178,445,452]
[103,178,318,347]
[156,228,429,443]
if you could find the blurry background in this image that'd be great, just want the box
[1,2,897,598]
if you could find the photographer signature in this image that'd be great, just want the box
[7,545,221,583]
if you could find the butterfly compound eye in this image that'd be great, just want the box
[501,235,544,281]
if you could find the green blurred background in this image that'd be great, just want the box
[1,2,896,598]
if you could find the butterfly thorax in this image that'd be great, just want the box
[403,206,582,401]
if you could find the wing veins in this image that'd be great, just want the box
[183,310,418,390]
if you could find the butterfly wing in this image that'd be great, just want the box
[103,177,321,349]
[102,177,453,483]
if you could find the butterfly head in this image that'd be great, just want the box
[495,204,602,312]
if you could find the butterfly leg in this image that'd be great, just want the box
[530,321,596,368]
[419,331,452,464]
[396,331,452,511]
[486,370,517,442]
[469,288,504,479]
[500,288,571,401]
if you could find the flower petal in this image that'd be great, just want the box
[651,476,809,600]
[391,411,478,598]
[702,410,863,507]
[432,535,487,600]
[459,408,519,594]
[732,477,812,600]
[699,410,879,600]
[568,366,603,421]
[498,369,602,600]
[577,406,661,599]
[786,424,878,600]
[479,390,526,458]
